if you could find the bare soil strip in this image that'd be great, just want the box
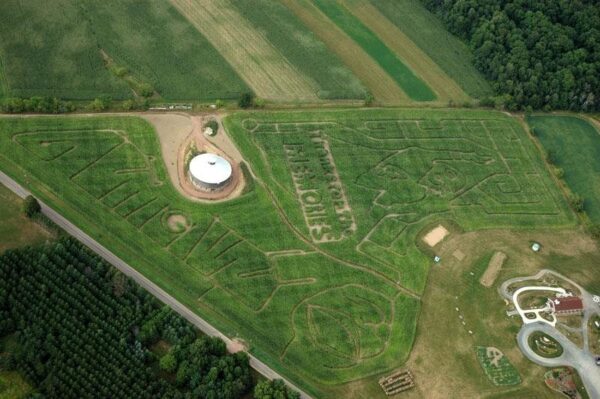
[480,251,507,287]
[281,0,409,105]
[423,225,449,247]
[170,0,319,102]
[341,0,470,104]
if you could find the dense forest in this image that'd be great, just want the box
[0,239,253,398]
[423,0,600,111]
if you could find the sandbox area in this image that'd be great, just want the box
[142,113,246,202]
[423,225,449,247]
[480,251,507,287]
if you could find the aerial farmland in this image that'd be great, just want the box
[0,1,599,398]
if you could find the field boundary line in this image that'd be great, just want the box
[0,170,312,399]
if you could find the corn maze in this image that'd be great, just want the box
[0,109,573,394]
[476,346,521,386]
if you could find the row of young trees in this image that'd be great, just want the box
[0,238,260,398]
[423,0,600,111]
[1,96,151,114]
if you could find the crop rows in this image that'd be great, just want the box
[0,110,573,394]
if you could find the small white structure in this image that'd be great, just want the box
[204,127,215,137]
[531,242,541,252]
[189,153,232,191]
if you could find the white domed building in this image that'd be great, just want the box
[189,153,232,191]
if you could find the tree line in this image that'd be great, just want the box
[423,0,600,111]
[0,238,298,398]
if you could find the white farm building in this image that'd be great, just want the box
[189,153,232,190]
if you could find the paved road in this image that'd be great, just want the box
[0,171,311,399]
[517,322,600,398]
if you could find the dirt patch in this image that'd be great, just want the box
[143,113,247,203]
[166,214,189,233]
[452,249,465,261]
[422,225,449,247]
[141,113,192,187]
[226,338,248,354]
[480,251,507,288]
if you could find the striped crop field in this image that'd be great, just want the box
[281,0,409,105]
[369,0,492,99]
[170,0,320,102]
[228,0,366,100]
[310,0,436,102]
[340,0,470,104]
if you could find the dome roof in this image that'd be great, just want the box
[189,153,232,185]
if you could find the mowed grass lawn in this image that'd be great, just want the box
[0,110,572,396]
[0,0,247,100]
[309,0,436,101]
[528,115,600,223]
[369,0,492,99]
[0,183,51,253]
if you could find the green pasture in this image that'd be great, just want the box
[0,183,50,253]
[0,372,32,399]
[0,109,572,395]
[369,0,492,99]
[310,0,436,101]
[0,0,247,100]
[0,0,129,100]
[230,0,365,100]
[528,115,600,223]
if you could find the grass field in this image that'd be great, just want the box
[331,228,595,398]
[369,0,492,99]
[0,0,247,101]
[309,0,435,101]
[338,0,469,104]
[0,0,130,100]
[528,115,600,223]
[0,371,32,399]
[0,56,7,100]
[0,320,33,399]
[0,183,51,253]
[0,109,572,395]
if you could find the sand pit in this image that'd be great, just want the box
[452,249,465,261]
[479,251,507,287]
[423,225,449,247]
[166,214,189,233]
[226,338,248,353]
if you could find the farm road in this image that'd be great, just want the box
[517,322,600,399]
[0,171,311,399]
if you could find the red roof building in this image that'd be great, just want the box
[547,296,584,315]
